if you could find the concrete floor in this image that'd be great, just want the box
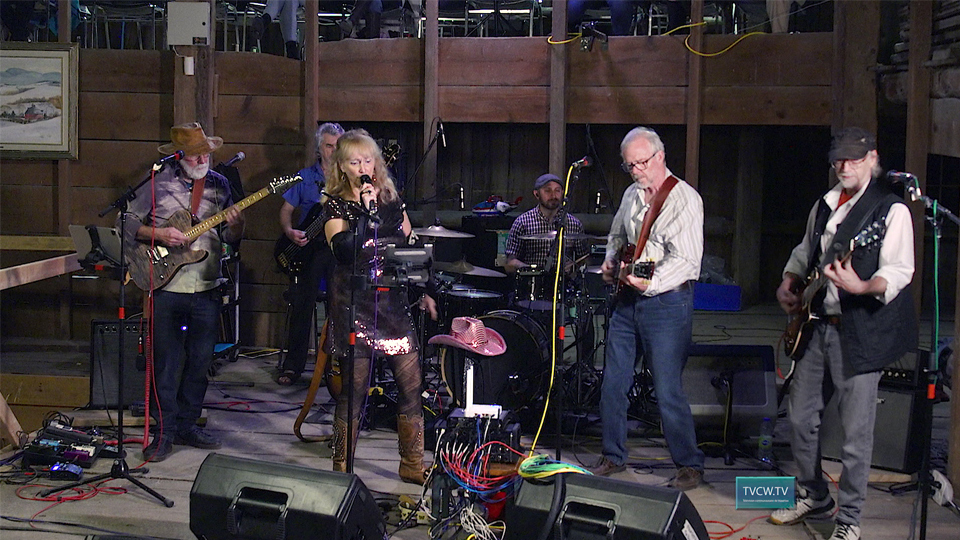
[1,304,957,540]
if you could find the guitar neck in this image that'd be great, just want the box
[185,186,271,240]
[802,249,854,304]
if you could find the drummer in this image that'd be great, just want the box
[504,173,589,274]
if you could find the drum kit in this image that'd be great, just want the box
[412,224,612,415]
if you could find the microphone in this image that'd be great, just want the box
[438,119,447,148]
[886,170,918,184]
[222,151,245,167]
[360,174,380,223]
[572,156,592,169]
[153,150,184,171]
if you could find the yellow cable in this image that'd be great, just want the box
[547,32,582,45]
[683,30,766,57]
[663,21,705,36]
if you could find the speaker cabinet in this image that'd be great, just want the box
[682,344,778,437]
[190,453,386,540]
[820,383,923,473]
[90,319,146,408]
[505,474,708,540]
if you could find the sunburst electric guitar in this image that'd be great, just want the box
[128,175,302,291]
[782,220,886,360]
[612,243,656,301]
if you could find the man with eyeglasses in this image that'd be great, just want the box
[589,127,705,491]
[276,122,345,386]
[771,127,917,540]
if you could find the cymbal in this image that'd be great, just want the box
[412,225,475,238]
[519,231,604,241]
[434,259,506,278]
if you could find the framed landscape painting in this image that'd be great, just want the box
[0,42,79,160]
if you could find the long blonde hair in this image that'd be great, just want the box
[324,129,399,203]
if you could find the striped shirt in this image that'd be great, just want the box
[604,171,703,296]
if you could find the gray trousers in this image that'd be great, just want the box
[787,323,882,526]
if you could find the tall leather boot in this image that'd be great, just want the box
[397,414,427,485]
[332,417,359,473]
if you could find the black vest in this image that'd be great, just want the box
[809,180,918,374]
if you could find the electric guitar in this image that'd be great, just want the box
[782,220,886,360]
[127,175,302,291]
[612,242,656,299]
[274,143,400,276]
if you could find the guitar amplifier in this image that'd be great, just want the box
[90,319,147,408]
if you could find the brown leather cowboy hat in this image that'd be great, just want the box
[158,122,223,156]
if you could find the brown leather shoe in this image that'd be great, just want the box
[667,467,703,491]
[588,457,626,477]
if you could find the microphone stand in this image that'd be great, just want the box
[41,172,173,507]
[407,121,443,210]
[900,180,959,540]
[345,207,375,473]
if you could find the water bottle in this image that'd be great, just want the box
[758,417,774,463]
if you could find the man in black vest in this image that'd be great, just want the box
[771,127,918,540]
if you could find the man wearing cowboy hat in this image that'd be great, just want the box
[117,122,245,462]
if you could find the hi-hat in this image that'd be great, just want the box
[435,259,506,278]
[412,225,474,238]
[520,231,604,241]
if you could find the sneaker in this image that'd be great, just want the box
[769,487,836,525]
[173,428,222,449]
[142,437,173,462]
[828,522,861,540]
[667,466,703,491]
[588,457,626,477]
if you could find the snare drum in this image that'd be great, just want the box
[442,310,550,411]
[514,266,553,311]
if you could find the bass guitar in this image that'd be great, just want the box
[274,143,400,276]
[127,175,302,291]
[782,220,886,360]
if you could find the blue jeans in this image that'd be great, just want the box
[600,282,704,470]
[151,289,220,437]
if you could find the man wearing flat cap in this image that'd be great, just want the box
[117,122,245,462]
[504,173,588,275]
[772,127,917,540]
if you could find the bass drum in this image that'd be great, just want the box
[442,310,550,412]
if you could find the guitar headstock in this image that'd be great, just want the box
[851,219,886,251]
[268,175,303,195]
[383,143,401,167]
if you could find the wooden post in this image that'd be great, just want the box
[831,0,880,133]
[548,0,567,176]
[684,0,703,189]
[421,0,439,226]
[173,0,216,131]
[733,127,763,306]
[304,0,320,168]
[56,0,73,337]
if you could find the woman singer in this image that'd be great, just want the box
[321,129,438,484]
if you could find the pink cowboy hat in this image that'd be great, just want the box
[428,317,507,357]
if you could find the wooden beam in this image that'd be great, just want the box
[684,0,703,189]
[0,393,24,450]
[422,0,439,226]
[831,1,880,133]
[0,254,80,291]
[548,0,567,176]
[304,0,320,169]
[733,128,763,306]
[0,236,74,251]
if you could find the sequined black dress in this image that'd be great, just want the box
[321,196,419,358]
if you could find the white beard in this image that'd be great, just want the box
[181,160,209,181]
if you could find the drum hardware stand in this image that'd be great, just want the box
[41,174,174,506]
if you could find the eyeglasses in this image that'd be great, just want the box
[831,156,868,170]
[621,151,659,173]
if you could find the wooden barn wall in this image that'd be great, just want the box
[2,33,839,346]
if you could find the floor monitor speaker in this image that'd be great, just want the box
[90,319,146,408]
[504,473,708,540]
[190,453,386,540]
[682,344,778,437]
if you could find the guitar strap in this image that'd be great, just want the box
[189,176,206,220]
[629,175,678,263]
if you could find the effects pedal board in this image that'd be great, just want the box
[435,408,523,463]
[21,423,104,469]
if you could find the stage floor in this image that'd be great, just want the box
[1,304,956,540]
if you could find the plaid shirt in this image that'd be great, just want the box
[505,207,588,268]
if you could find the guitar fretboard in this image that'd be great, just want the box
[185,187,272,240]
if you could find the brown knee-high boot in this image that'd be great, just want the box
[397,414,427,484]
[332,417,359,473]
